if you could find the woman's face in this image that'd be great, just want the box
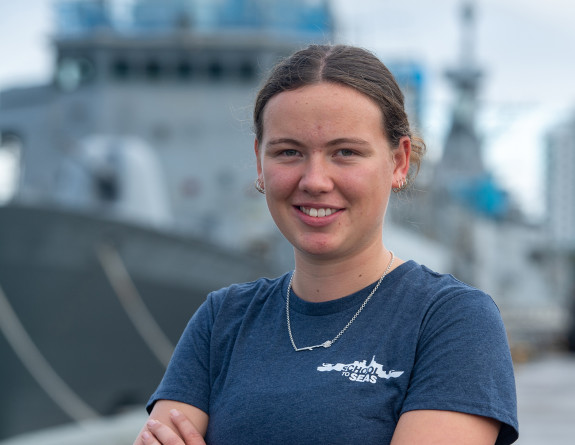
[255,82,410,262]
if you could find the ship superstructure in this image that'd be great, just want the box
[2,0,332,250]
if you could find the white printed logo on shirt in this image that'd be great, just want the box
[317,356,404,384]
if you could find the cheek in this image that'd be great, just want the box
[263,167,297,195]
[349,165,389,193]
[351,172,392,215]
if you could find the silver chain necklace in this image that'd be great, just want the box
[286,251,395,352]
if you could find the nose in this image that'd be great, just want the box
[298,155,333,195]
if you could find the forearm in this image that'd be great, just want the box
[133,400,208,445]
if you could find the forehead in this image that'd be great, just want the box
[262,83,384,138]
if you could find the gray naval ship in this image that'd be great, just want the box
[0,0,332,438]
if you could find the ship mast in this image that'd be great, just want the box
[424,1,487,286]
[440,0,485,179]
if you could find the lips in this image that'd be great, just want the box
[299,206,339,217]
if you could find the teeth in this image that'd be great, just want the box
[300,207,336,217]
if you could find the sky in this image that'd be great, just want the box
[1,0,575,218]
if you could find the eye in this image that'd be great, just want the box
[280,149,300,157]
[336,149,356,157]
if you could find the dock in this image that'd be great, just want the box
[0,409,146,445]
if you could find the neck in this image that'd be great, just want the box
[292,245,399,303]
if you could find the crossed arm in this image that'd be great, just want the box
[133,400,208,445]
[134,401,501,445]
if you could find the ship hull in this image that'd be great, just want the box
[0,203,280,438]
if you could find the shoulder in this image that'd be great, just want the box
[204,273,290,318]
[394,263,512,373]
[397,261,499,316]
[389,261,505,344]
[399,261,486,296]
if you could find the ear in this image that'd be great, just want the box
[391,136,411,188]
[254,139,263,177]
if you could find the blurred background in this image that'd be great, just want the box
[0,0,574,443]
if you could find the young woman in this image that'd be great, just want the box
[134,45,518,445]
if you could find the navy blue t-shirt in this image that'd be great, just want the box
[148,261,518,444]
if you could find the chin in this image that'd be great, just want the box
[294,241,344,259]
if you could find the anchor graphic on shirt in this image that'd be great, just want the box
[317,356,404,383]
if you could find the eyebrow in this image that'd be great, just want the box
[265,137,369,148]
[326,138,369,146]
[266,138,304,148]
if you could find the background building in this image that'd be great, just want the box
[545,111,575,349]
[546,112,575,247]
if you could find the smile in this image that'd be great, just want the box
[299,206,338,217]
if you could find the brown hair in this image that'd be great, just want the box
[254,44,426,181]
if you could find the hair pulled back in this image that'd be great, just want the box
[254,44,425,181]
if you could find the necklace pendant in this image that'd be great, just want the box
[297,341,332,351]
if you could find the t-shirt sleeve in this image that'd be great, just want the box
[401,289,519,444]
[146,293,216,415]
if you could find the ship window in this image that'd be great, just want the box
[112,59,130,79]
[208,61,224,80]
[145,60,162,80]
[238,61,256,81]
[177,61,194,79]
[96,173,119,202]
